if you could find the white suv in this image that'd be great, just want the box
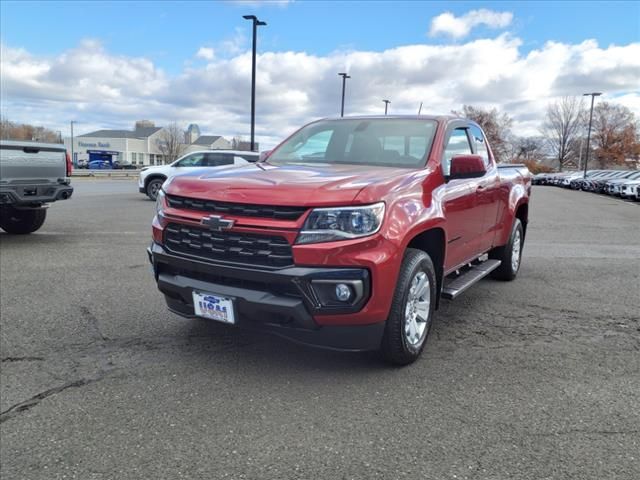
[138,150,259,200]
[620,179,640,200]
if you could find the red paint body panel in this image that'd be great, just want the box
[157,116,531,327]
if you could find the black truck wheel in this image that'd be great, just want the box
[489,218,524,281]
[146,178,165,201]
[380,248,436,366]
[0,207,47,234]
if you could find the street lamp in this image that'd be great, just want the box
[383,99,391,115]
[70,121,76,166]
[583,92,602,178]
[243,14,267,152]
[338,72,350,117]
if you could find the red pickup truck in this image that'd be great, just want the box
[148,116,531,364]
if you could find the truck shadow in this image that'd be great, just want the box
[179,310,459,373]
[184,318,388,371]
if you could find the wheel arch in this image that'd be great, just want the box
[144,174,167,189]
[405,227,446,308]
[515,201,528,238]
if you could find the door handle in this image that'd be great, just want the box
[476,185,486,191]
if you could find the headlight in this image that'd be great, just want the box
[296,202,385,244]
[156,189,166,216]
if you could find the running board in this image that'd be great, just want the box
[441,260,501,300]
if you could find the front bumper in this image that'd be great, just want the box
[0,183,73,206]
[148,242,385,351]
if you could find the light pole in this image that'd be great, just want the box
[70,121,76,166]
[243,14,266,152]
[583,92,601,178]
[383,99,390,115]
[338,72,350,117]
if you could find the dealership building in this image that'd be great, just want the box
[64,122,238,167]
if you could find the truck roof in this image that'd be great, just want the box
[318,114,461,122]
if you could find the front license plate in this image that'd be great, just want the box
[192,291,235,324]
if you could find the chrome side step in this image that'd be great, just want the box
[441,259,501,300]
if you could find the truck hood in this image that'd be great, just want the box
[165,162,417,207]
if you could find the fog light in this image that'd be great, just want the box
[335,283,352,302]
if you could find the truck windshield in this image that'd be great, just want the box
[268,119,437,168]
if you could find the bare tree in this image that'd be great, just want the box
[515,136,545,162]
[156,122,187,164]
[540,96,584,171]
[452,105,513,163]
[590,102,640,168]
[0,117,62,143]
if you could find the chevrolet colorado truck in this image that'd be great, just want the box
[0,140,73,234]
[148,116,531,364]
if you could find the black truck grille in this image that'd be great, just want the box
[164,223,294,268]
[166,195,307,221]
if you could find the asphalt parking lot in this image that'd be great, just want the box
[1,180,639,480]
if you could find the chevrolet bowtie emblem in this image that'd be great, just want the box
[201,215,235,231]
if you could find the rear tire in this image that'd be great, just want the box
[146,178,164,201]
[489,218,524,281]
[0,207,47,234]
[380,248,437,366]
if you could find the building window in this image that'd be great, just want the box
[131,152,137,162]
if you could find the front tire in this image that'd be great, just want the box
[0,207,47,234]
[380,248,437,366]
[489,218,524,281]
[146,178,164,201]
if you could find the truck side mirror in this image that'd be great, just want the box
[449,154,486,179]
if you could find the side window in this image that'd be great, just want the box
[175,153,205,167]
[205,152,234,167]
[469,125,490,167]
[239,154,259,162]
[442,128,472,176]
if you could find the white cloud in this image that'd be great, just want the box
[429,9,513,39]
[196,47,215,61]
[219,27,247,56]
[1,35,638,148]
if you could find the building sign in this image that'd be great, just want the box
[86,150,120,155]
[79,141,111,148]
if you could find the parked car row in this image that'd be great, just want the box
[75,159,137,169]
[533,170,640,200]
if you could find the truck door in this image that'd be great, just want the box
[469,125,501,251]
[441,127,485,270]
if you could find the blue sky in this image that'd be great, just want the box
[2,0,638,74]
[1,1,638,144]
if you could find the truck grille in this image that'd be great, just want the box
[164,223,294,268]
[166,195,307,221]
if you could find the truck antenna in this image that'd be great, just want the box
[418,102,423,115]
